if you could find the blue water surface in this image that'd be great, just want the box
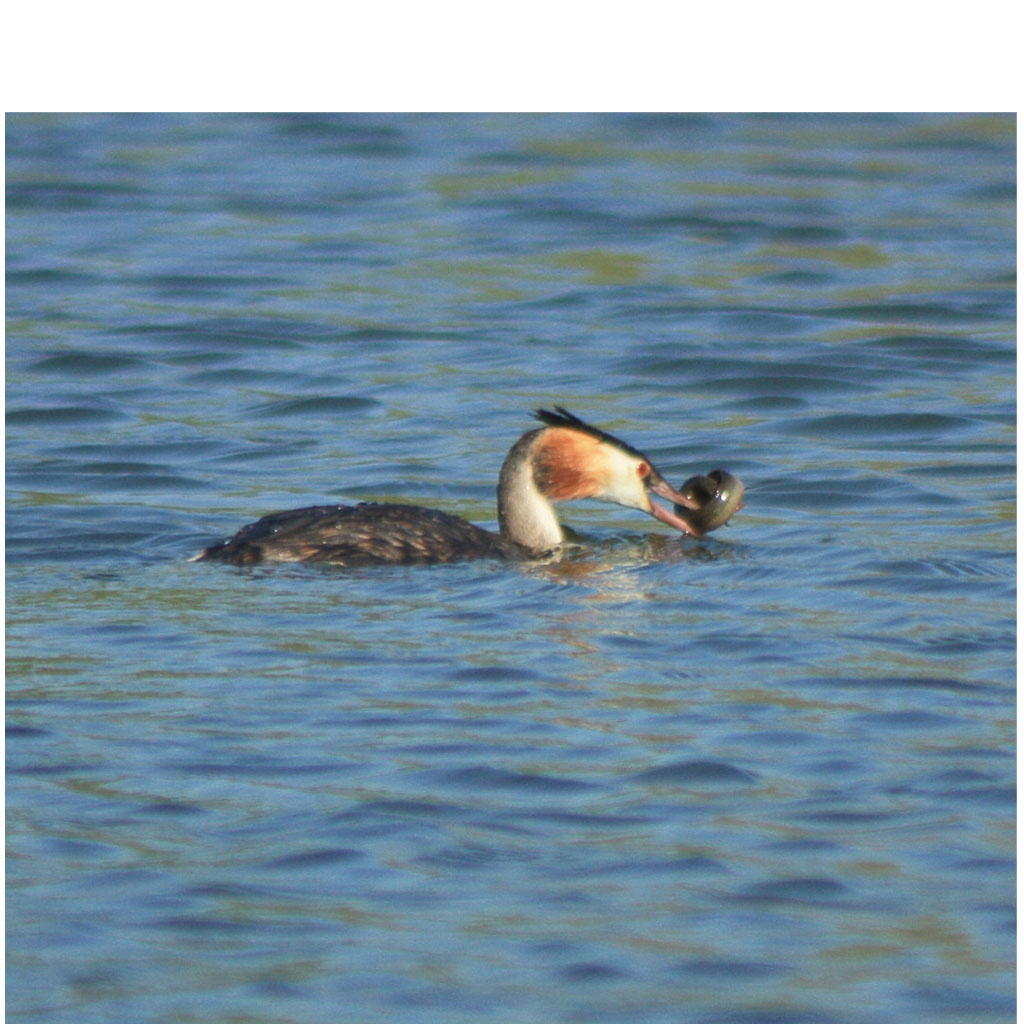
[6,113,1016,1024]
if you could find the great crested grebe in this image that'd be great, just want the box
[192,407,717,567]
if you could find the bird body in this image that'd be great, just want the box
[195,501,515,566]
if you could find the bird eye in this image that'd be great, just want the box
[637,462,650,478]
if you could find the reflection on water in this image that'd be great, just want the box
[6,113,1014,1024]
[530,531,742,583]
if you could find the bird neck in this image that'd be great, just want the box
[496,430,565,553]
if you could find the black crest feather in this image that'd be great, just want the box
[533,406,648,461]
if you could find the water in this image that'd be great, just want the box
[6,113,1015,1024]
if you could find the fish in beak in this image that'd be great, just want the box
[645,472,708,537]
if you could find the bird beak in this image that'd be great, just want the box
[646,475,705,537]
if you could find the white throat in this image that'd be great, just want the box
[497,432,564,553]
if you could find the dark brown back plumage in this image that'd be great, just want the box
[194,502,518,566]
